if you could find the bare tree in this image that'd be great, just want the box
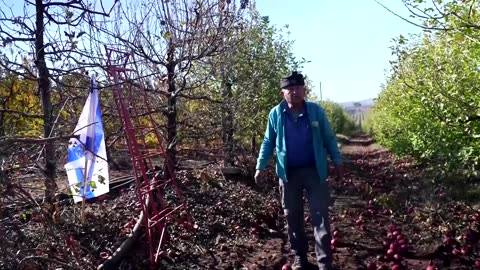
[92,0,251,170]
[0,0,117,205]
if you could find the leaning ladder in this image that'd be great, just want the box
[104,46,192,268]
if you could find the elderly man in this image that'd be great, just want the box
[255,71,344,270]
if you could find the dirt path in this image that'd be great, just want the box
[325,138,431,270]
[242,136,436,270]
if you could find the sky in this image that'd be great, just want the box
[2,0,423,104]
[255,0,423,103]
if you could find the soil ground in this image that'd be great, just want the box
[2,136,480,270]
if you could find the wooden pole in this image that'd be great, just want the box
[80,155,88,224]
[319,81,323,101]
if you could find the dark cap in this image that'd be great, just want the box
[280,71,305,88]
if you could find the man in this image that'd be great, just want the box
[255,71,344,270]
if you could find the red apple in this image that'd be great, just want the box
[367,262,377,270]
[398,239,407,245]
[426,260,435,270]
[331,239,339,247]
[386,249,395,257]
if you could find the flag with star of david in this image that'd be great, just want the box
[64,76,109,203]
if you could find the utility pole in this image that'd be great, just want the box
[319,81,323,101]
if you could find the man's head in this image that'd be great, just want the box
[280,71,306,107]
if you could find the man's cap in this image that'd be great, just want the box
[280,71,305,89]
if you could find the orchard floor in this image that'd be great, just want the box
[137,136,480,270]
[3,136,480,270]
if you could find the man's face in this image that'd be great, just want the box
[281,85,305,105]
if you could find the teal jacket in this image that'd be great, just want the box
[256,100,343,182]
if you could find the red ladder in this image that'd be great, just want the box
[104,46,193,268]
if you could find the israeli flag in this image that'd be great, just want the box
[64,76,109,203]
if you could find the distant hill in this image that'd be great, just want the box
[339,98,376,109]
[339,98,376,127]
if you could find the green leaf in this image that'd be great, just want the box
[88,181,97,189]
[367,23,480,176]
[98,175,106,185]
[163,31,171,39]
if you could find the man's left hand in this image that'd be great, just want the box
[334,163,344,180]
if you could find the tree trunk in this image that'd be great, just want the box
[0,113,4,138]
[35,0,56,204]
[166,82,176,174]
[0,91,6,137]
[165,44,177,175]
[251,133,256,156]
[222,82,234,167]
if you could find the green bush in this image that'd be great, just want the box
[366,32,480,176]
[318,100,358,136]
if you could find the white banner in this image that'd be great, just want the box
[64,76,109,203]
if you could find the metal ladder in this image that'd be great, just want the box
[104,46,192,268]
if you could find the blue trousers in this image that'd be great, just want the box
[279,167,333,270]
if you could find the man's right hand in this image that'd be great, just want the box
[254,169,265,185]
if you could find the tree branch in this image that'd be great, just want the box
[374,0,451,31]
[458,115,480,124]
[177,93,222,103]
[45,0,117,17]
[0,135,79,146]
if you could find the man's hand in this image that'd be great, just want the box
[334,164,344,180]
[254,169,265,185]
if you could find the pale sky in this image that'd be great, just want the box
[255,0,423,103]
[3,0,423,103]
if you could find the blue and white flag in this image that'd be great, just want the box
[64,76,109,203]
